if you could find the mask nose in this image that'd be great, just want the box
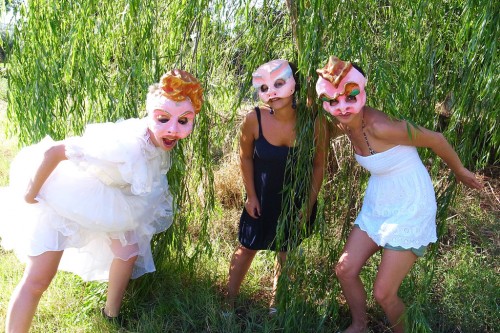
[267,86,278,98]
[336,99,349,115]
[165,121,179,135]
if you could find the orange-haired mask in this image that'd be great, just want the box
[146,69,202,151]
[147,94,195,151]
[252,59,295,103]
[316,56,367,117]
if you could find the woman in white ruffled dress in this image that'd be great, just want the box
[0,69,203,332]
[315,56,483,333]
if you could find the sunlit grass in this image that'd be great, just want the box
[0,200,498,332]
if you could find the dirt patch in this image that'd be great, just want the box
[476,165,500,217]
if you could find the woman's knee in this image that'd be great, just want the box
[335,253,359,281]
[21,274,54,296]
[373,281,398,307]
[335,262,353,281]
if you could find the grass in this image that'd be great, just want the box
[428,187,499,332]
[1,198,497,332]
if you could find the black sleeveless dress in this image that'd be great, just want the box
[238,107,317,251]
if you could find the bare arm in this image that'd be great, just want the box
[239,111,260,218]
[375,120,483,190]
[307,116,329,216]
[24,144,68,203]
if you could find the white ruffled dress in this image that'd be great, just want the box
[0,118,173,281]
[354,145,437,248]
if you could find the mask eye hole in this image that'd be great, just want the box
[321,96,338,106]
[260,85,269,93]
[156,115,170,123]
[274,79,286,89]
[346,95,357,102]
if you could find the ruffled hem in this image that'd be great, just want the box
[0,183,173,281]
[355,221,437,249]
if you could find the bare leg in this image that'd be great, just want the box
[373,249,417,333]
[226,245,257,308]
[270,251,287,308]
[104,240,138,317]
[335,228,380,333]
[6,251,63,333]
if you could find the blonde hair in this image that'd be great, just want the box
[148,69,203,114]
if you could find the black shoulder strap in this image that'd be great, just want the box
[255,106,263,136]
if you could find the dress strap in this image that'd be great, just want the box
[361,118,377,155]
[255,106,263,137]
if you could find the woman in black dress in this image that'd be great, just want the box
[225,59,327,313]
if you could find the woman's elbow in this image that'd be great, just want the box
[45,144,67,162]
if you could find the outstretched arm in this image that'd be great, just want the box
[24,144,68,203]
[377,120,483,190]
[424,131,483,190]
[239,112,260,218]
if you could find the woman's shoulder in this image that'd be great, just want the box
[367,108,410,140]
[241,106,264,126]
[242,105,271,117]
[240,107,264,140]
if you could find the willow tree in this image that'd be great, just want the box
[5,0,498,331]
[278,1,498,331]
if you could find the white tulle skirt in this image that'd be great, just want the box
[0,119,174,281]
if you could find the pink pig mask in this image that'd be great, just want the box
[252,59,296,103]
[147,95,196,151]
[316,57,367,117]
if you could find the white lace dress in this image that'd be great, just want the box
[354,145,437,248]
[0,118,173,281]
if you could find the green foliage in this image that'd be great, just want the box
[0,82,17,185]
[3,0,498,332]
[8,0,158,141]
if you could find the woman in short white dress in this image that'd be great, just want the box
[315,56,482,333]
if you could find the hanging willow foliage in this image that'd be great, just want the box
[6,0,219,286]
[5,0,498,331]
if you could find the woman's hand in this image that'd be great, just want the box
[245,197,261,218]
[22,144,67,204]
[24,195,39,204]
[24,182,39,204]
[454,167,483,190]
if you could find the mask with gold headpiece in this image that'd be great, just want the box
[316,56,367,117]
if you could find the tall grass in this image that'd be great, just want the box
[1,0,498,332]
